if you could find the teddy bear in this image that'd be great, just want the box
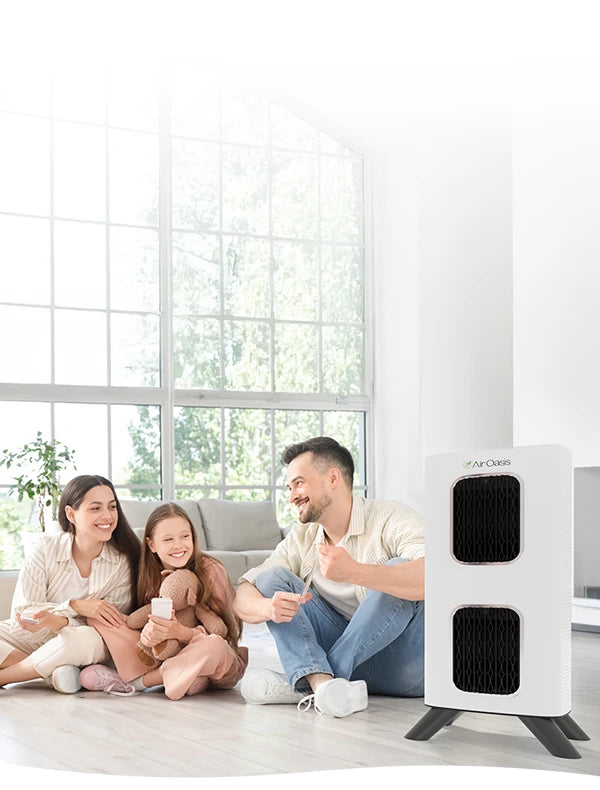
[126,568,228,667]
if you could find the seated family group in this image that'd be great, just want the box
[0,437,425,719]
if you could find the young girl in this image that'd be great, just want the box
[80,503,248,699]
[0,474,140,692]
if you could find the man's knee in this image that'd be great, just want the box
[359,560,418,613]
[369,557,411,605]
[255,566,301,597]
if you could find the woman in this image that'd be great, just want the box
[80,503,248,699]
[0,474,140,692]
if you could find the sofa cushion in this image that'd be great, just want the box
[243,549,277,574]
[203,550,249,583]
[120,499,207,551]
[198,499,280,551]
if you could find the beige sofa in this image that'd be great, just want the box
[120,498,286,585]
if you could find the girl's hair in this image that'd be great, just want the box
[138,503,242,649]
[58,475,141,611]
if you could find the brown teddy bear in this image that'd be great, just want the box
[127,568,227,667]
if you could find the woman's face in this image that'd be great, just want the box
[146,515,195,571]
[65,485,118,544]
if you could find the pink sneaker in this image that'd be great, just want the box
[80,664,137,696]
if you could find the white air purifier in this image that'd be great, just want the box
[405,444,589,758]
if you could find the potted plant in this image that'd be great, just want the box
[0,431,76,532]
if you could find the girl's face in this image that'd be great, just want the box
[65,485,118,544]
[147,515,195,570]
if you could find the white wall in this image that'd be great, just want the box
[370,128,422,507]
[374,97,600,596]
[513,104,600,466]
[417,108,514,473]
[512,98,600,599]
[371,107,515,507]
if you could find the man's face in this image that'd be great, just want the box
[287,452,333,524]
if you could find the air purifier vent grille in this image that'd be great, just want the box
[453,606,520,694]
[453,474,520,562]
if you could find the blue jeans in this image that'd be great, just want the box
[255,558,424,697]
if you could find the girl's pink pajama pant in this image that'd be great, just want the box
[88,618,248,700]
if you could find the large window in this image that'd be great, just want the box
[0,63,370,569]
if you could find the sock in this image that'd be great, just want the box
[131,676,146,691]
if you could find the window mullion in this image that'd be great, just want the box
[159,67,175,501]
[317,128,323,396]
[105,70,113,480]
[218,85,226,500]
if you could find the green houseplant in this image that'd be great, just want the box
[0,432,76,531]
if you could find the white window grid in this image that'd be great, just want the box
[0,66,373,507]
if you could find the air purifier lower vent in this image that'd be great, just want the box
[453,474,520,563]
[453,606,520,694]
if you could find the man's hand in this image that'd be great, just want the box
[70,598,127,627]
[16,610,68,633]
[319,544,360,583]
[264,591,312,623]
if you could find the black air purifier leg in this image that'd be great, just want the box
[405,707,462,740]
[405,709,589,759]
[553,714,590,741]
[518,716,582,759]
[444,711,463,726]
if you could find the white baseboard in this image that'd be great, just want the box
[572,596,600,632]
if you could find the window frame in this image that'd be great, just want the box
[0,69,374,550]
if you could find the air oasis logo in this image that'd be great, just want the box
[463,458,511,469]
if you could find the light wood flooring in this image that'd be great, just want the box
[0,625,599,778]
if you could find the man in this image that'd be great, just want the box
[233,436,425,718]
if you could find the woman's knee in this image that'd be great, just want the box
[31,626,107,676]
[255,566,300,596]
[54,625,106,663]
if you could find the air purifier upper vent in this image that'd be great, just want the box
[453,474,520,563]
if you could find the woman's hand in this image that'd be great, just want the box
[139,612,193,647]
[16,610,68,633]
[70,598,126,627]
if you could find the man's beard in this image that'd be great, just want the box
[298,493,332,524]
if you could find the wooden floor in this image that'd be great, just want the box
[0,625,599,778]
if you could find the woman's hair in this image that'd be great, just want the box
[138,503,242,649]
[57,475,141,610]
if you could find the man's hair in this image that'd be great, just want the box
[280,436,354,489]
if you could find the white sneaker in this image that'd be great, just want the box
[241,669,304,705]
[298,678,368,717]
[48,665,81,694]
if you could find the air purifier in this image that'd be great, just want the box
[405,444,589,758]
